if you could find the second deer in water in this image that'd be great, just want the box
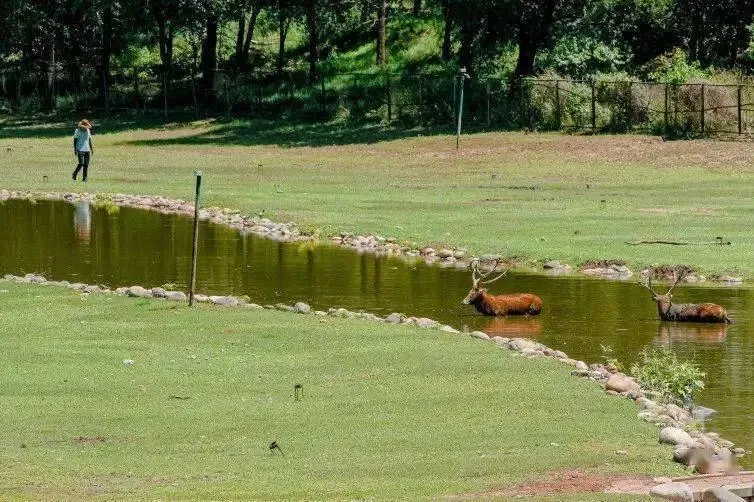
[638,273,732,324]
[461,259,543,316]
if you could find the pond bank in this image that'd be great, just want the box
[2,271,747,476]
[0,189,745,287]
[0,279,689,500]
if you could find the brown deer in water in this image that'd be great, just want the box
[461,259,543,316]
[638,273,732,324]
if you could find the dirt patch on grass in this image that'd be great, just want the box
[73,436,107,444]
[112,177,148,184]
[467,469,657,498]
[638,207,717,216]
[422,133,754,172]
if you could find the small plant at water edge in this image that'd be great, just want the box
[600,344,622,371]
[630,347,705,406]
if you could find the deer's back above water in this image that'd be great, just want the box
[468,290,543,316]
[659,301,731,323]
[461,259,543,317]
[639,273,732,324]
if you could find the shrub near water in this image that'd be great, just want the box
[630,348,705,406]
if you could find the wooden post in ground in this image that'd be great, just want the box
[417,76,423,126]
[486,79,491,127]
[386,73,392,122]
[555,80,561,130]
[700,83,705,134]
[664,83,669,135]
[591,79,597,131]
[189,171,203,307]
[320,75,326,116]
[738,85,743,135]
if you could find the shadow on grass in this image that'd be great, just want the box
[119,119,455,148]
[0,113,201,140]
[0,114,457,147]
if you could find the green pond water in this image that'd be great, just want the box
[1,199,752,464]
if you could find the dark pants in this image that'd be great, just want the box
[73,151,90,181]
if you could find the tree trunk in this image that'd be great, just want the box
[511,0,557,81]
[201,12,218,92]
[277,0,288,75]
[156,15,174,110]
[376,0,387,67]
[235,14,246,69]
[47,40,56,109]
[99,4,112,103]
[441,0,452,61]
[512,32,537,79]
[241,5,263,69]
[412,0,421,15]
[306,0,319,84]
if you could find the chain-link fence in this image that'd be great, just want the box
[3,67,754,137]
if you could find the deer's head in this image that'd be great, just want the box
[461,259,510,305]
[638,272,684,305]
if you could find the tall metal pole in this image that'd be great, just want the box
[189,171,203,306]
[456,67,469,150]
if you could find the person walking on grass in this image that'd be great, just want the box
[72,119,94,182]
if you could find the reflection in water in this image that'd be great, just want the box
[0,199,752,467]
[655,323,728,346]
[478,316,543,339]
[73,201,91,243]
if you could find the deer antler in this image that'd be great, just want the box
[471,258,511,285]
[480,265,512,284]
[470,259,481,287]
[666,271,686,295]
[637,275,658,295]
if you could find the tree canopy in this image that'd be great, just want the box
[1,0,753,106]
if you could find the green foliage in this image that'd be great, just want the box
[645,48,707,84]
[600,344,623,371]
[630,347,705,405]
[539,36,629,79]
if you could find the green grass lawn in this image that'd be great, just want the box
[1,118,752,280]
[0,282,679,499]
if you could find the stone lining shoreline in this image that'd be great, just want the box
[0,189,745,285]
[2,271,749,477]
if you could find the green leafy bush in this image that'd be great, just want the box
[645,48,707,84]
[630,347,705,405]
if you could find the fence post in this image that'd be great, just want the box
[700,83,705,135]
[486,79,491,126]
[320,75,326,116]
[591,79,597,131]
[163,71,169,119]
[418,75,423,126]
[452,75,457,126]
[103,73,109,116]
[738,85,743,135]
[664,83,669,135]
[626,81,633,131]
[386,73,392,122]
[555,80,561,130]
[225,79,230,118]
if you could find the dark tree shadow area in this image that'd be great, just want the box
[121,120,453,148]
[0,113,455,148]
[0,114,189,140]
